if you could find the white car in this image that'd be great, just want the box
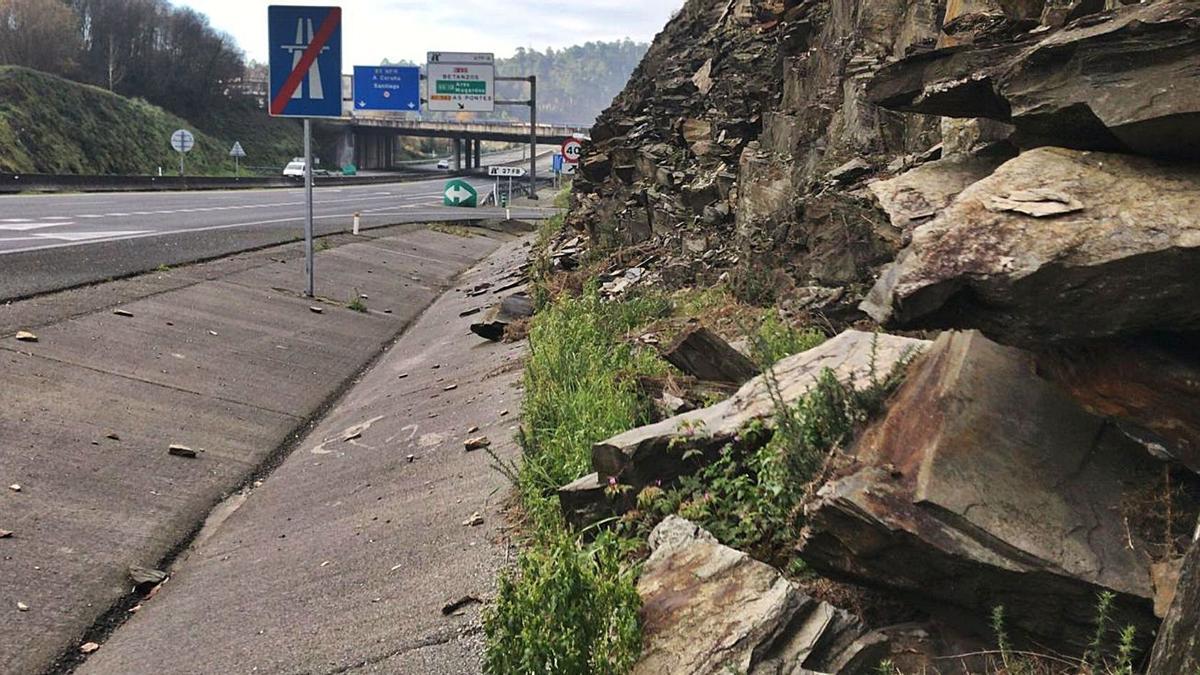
[436,159,451,170]
[283,160,306,177]
[283,159,330,177]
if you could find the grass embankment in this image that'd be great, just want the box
[0,66,318,175]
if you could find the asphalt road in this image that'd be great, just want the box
[0,174,557,301]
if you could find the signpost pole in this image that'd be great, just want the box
[180,152,185,178]
[304,118,315,298]
[529,76,537,198]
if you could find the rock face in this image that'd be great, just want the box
[570,0,946,316]
[799,331,1167,649]
[592,330,928,489]
[636,516,882,675]
[867,148,1011,234]
[861,147,1200,345]
[661,323,760,385]
[868,0,1200,158]
[1036,334,1200,475]
[1148,536,1200,674]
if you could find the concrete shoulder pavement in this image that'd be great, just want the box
[76,236,532,673]
[0,225,514,674]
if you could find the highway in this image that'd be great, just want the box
[0,173,558,301]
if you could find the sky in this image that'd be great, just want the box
[178,0,684,65]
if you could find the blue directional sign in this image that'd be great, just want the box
[353,66,421,112]
[268,6,343,118]
[552,153,564,173]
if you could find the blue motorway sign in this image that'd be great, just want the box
[552,153,564,173]
[268,6,343,118]
[353,66,421,112]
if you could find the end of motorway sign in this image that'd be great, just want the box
[268,6,343,118]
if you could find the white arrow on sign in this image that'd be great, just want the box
[445,185,473,203]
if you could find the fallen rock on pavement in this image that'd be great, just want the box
[661,323,760,385]
[867,0,1200,158]
[128,566,168,587]
[14,331,37,342]
[862,147,1200,345]
[470,293,534,342]
[167,444,198,459]
[464,436,491,451]
[590,330,928,490]
[1148,536,1200,674]
[799,331,1173,650]
[635,516,921,675]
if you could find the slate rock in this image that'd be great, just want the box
[799,331,1166,651]
[862,147,1200,345]
[592,331,927,489]
[867,0,1200,158]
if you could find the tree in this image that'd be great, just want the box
[0,0,82,75]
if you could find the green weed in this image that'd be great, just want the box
[751,311,826,368]
[347,292,367,313]
[483,530,641,675]
[484,286,668,672]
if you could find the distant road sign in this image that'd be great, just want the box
[561,138,582,164]
[552,153,563,173]
[171,129,195,153]
[353,66,421,112]
[488,166,526,177]
[427,51,494,113]
[443,179,478,207]
[229,141,246,157]
[268,6,343,118]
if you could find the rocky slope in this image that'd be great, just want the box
[561,0,1200,670]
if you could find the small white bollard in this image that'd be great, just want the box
[352,212,360,235]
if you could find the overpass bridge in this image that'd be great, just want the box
[332,117,591,172]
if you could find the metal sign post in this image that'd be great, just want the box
[268,5,343,298]
[496,75,537,198]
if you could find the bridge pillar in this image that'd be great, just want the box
[474,139,481,169]
[337,128,355,171]
[453,138,462,171]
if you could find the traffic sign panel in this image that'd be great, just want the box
[561,138,582,164]
[171,129,195,153]
[427,52,494,113]
[268,6,343,118]
[353,66,421,112]
[488,166,527,177]
[443,179,478,207]
[229,141,246,157]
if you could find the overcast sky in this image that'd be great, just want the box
[178,1,683,65]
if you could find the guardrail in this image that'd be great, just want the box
[0,171,458,195]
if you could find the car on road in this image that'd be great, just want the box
[283,158,330,178]
[436,159,451,170]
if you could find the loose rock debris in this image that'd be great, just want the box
[14,331,37,342]
[462,512,484,527]
[113,309,134,318]
[80,642,100,654]
[441,595,482,615]
[464,436,491,451]
[8,483,20,492]
[167,444,198,458]
[0,530,13,538]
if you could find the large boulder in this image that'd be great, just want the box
[867,149,1011,233]
[1148,535,1200,674]
[861,147,1200,345]
[591,330,928,489]
[635,517,897,675]
[799,331,1175,650]
[867,0,1200,158]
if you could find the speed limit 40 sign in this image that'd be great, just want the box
[561,138,582,164]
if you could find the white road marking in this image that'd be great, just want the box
[0,222,73,231]
[31,230,151,241]
[0,218,33,223]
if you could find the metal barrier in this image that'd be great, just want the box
[0,172,449,194]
